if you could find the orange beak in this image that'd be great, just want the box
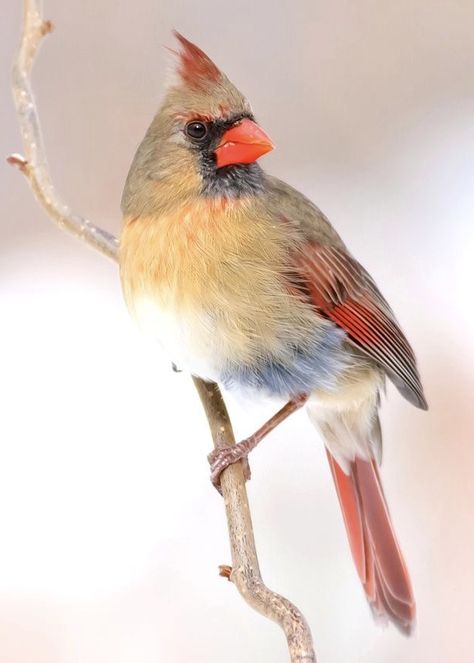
[214,118,274,169]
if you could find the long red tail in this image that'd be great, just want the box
[327,451,416,633]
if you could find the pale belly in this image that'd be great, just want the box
[130,289,351,400]
[132,293,226,382]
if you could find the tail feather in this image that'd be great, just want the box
[327,450,416,633]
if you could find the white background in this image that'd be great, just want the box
[1,1,473,661]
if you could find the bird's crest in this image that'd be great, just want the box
[172,31,222,90]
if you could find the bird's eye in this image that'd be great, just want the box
[185,121,208,141]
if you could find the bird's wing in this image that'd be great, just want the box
[293,241,427,409]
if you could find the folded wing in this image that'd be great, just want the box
[294,242,427,409]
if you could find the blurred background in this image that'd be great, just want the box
[1,1,473,661]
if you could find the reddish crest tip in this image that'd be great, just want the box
[172,31,222,89]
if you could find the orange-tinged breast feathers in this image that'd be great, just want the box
[119,198,319,371]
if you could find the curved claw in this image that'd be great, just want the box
[208,442,252,493]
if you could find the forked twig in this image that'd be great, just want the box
[8,2,316,661]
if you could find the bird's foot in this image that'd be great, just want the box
[208,440,252,493]
[208,394,309,493]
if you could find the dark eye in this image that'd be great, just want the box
[185,121,208,141]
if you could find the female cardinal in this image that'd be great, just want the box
[120,32,427,633]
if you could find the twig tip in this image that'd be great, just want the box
[7,153,29,173]
[218,565,233,581]
[41,20,54,36]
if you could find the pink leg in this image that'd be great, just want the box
[208,393,308,491]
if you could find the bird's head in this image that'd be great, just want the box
[122,33,274,215]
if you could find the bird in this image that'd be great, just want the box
[119,32,427,634]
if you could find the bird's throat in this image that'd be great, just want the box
[199,160,266,198]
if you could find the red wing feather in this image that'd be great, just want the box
[296,243,427,409]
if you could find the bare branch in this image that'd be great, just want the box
[8,2,317,661]
[9,0,118,260]
[193,379,316,662]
